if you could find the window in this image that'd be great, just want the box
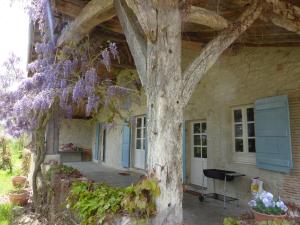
[135,116,146,151]
[192,122,207,159]
[232,106,256,164]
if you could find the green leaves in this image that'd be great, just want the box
[253,199,286,215]
[223,217,242,225]
[67,178,160,225]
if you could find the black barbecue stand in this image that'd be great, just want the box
[199,169,245,208]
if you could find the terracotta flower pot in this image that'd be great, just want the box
[252,209,287,221]
[12,176,27,187]
[9,190,29,205]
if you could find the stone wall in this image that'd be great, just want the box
[59,119,94,149]
[184,47,300,205]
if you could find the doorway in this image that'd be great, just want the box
[190,121,208,187]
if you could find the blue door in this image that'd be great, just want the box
[122,124,131,168]
[94,123,101,161]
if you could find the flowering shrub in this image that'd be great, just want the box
[248,191,288,215]
[0,0,140,138]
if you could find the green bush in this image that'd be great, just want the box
[0,203,14,225]
[223,217,241,225]
[67,178,160,225]
[21,149,31,176]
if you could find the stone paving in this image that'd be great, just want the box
[65,162,248,225]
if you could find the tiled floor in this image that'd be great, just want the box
[65,162,248,225]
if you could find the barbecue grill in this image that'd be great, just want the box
[199,169,245,208]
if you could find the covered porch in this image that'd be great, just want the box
[65,162,248,225]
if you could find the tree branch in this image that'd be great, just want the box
[114,0,147,87]
[186,6,229,30]
[57,0,115,46]
[181,0,263,106]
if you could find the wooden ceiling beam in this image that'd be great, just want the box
[57,0,115,46]
[54,0,87,18]
[56,1,232,47]
[264,0,300,36]
[186,6,229,30]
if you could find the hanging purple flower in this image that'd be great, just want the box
[72,79,86,103]
[85,68,98,85]
[86,95,100,116]
[63,60,73,78]
[101,49,111,71]
[109,42,119,62]
[60,79,67,89]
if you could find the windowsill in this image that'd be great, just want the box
[232,153,256,165]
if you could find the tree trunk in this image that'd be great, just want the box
[32,121,47,212]
[146,3,183,224]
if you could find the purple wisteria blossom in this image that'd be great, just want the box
[101,49,111,71]
[72,79,86,103]
[86,95,100,116]
[0,0,131,137]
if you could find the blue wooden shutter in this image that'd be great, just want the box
[255,95,293,173]
[94,123,101,161]
[121,124,131,168]
[145,115,148,170]
[182,121,187,183]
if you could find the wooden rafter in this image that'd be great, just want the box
[114,0,147,86]
[57,0,115,46]
[56,0,231,46]
[264,0,300,35]
[181,0,263,106]
[186,6,229,30]
[124,0,157,41]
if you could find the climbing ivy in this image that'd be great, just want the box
[67,178,160,225]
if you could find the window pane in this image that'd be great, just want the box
[193,123,201,133]
[248,139,256,153]
[136,139,141,149]
[201,123,207,133]
[234,110,242,123]
[202,147,207,158]
[201,135,207,146]
[143,128,146,136]
[144,117,146,126]
[194,135,201,145]
[137,129,141,138]
[194,147,201,158]
[234,124,243,137]
[137,118,142,128]
[248,123,255,137]
[235,139,243,152]
[247,108,254,122]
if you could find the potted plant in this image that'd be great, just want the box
[248,191,288,221]
[11,175,27,187]
[8,184,29,205]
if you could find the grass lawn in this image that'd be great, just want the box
[0,140,23,196]
[0,203,13,225]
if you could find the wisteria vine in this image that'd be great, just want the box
[0,0,139,137]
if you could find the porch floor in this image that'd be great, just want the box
[65,162,248,225]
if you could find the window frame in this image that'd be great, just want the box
[135,115,146,152]
[232,105,256,165]
[191,121,207,159]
